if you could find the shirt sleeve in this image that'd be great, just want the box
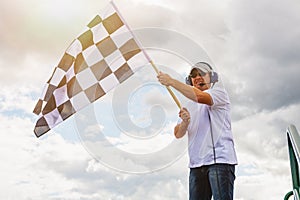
[205,87,230,110]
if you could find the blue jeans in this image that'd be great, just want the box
[189,164,235,200]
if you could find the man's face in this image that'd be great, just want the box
[190,68,211,91]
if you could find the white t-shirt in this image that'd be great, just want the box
[183,86,238,168]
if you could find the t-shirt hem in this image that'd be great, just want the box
[189,161,238,168]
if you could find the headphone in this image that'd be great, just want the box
[185,62,218,86]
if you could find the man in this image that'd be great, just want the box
[157,62,237,200]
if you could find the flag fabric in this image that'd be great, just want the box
[33,2,151,137]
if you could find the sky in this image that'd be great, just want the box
[1,0,300,199]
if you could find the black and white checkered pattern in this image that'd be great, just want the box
[33,3,150,137]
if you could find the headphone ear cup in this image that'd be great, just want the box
[210,72,219,83]
[185,76,193,85]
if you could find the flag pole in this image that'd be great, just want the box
[150,61,182,109]
[111,1,181,109]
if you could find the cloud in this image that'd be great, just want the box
[0,113,86,199]
[234,102,300,162]
[1,0,300,199]
[235,171,291,200]
[0,0,110,86]
[221,0,300,112]
[231,103,300,199]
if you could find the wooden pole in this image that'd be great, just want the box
[150,61,182,109]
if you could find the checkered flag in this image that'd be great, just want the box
[33,2,151,137]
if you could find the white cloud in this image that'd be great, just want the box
[0,114,88,199]
[231,104,300,199]
[0,0,299,199]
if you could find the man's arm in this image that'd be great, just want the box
[174,107,190,139]
[157,72,213,105]
[174,121,189,138]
